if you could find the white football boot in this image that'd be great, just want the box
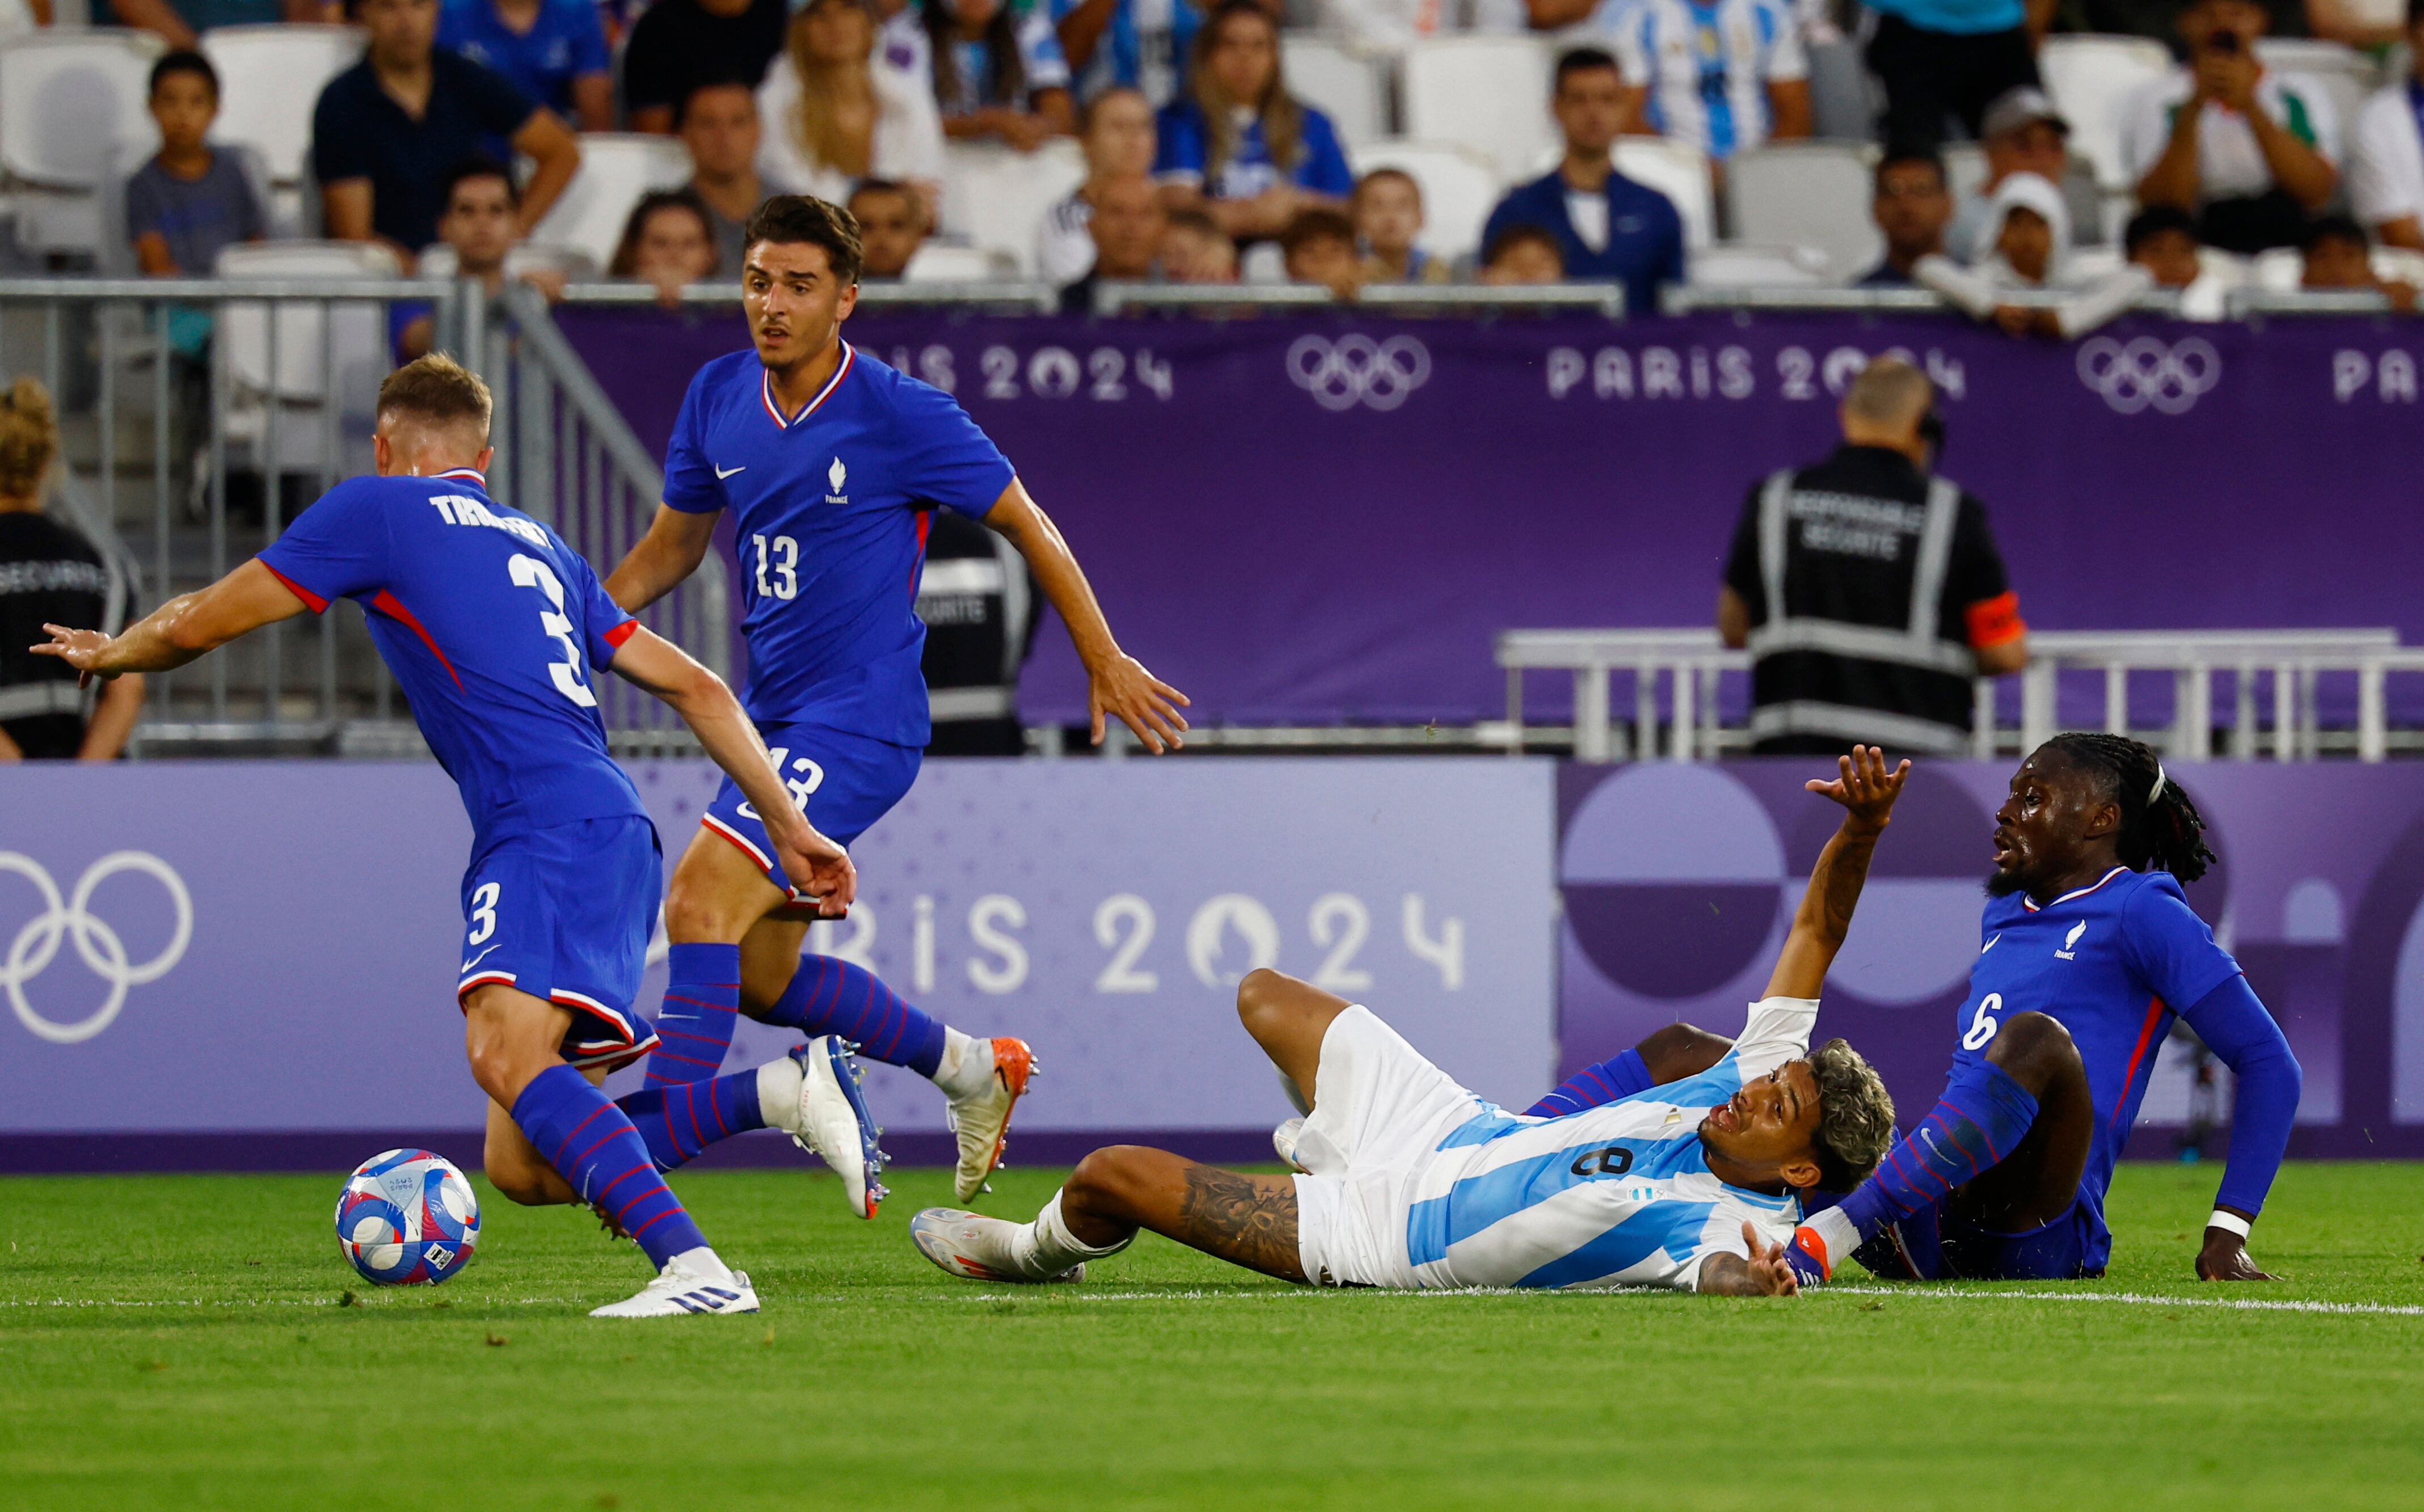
[782,1037,887,1219]
[589,1255,760,1317]
[908,1207,1085,1285]
[946,1037,1035,1202]
[1272,1117,1309,1173]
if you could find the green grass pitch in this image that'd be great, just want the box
[5,1159,2423,1511]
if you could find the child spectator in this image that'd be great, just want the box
[2301,213,2419,310]
[1160,205,1238,281]
[1480,222,1565,284]
[897,0,1075,149]
[127,51,267,277]
[1153,0,1353,243]
[1038,85,1156,286]
[1917,172,2152,337]
[848,178,931,278]
[1281,205,1360,298]
[2124,204,2203,288]
[610,188,721,305]
[439,0,614,131]
[758,0,946,209]
[1352,167,1450,284]
[622,0,789,134]
[1611,0,1810,160]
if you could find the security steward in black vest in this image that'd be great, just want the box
[1718,357,2028,757]
[918,506,1039,755]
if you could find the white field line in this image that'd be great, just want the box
[1823,1285,2424,1317]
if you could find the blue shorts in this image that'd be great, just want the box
[454,814,664,1073]
[699,723,920,899]
[1853,1198,2103,1282]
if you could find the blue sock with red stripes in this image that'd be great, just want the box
[510,1063,707,1269]
[643,943,742,1088]
[764,954,946,1077]
[1790,1058,2039,1282]
[1524,1048,1654,1117]
[616,1071,769,1172]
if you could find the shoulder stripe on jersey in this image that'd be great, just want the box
[2022,865,2132,911]
[761,343,856,429]
[367,589,463,689]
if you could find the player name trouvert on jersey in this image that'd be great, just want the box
[424,492,549,547]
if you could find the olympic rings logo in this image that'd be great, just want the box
[1,852,192,1044]
[1285,335,1432,412]
[2075,336,2221,416]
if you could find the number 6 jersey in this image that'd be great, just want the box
[257,467,647,846]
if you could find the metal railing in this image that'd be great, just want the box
[1496,627,2424,763]
[0,275,719,755]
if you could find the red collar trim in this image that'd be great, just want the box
[2022,865,2131,911]
[433,468,486,484]
[761,343,854,429]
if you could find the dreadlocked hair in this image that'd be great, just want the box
[2037,732,2216,882]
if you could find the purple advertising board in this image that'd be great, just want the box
[558,309,2424,728]
[0,758,1554,1171]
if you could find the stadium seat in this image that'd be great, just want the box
[1685,241,1831,286]
[1611,136,1713,250]
[1352,137,1498,263]
[901,242,1007,282]
[1401,35,1555,181]
[1942,141,1986,204]
[213,240,403,475]
[1804,37,1874,142]
[199,26,364,188]
[1724,141,1879,283]
[938,139,1085,277]
[1281,33,1391,149]
[2037,34,2173,192]
[0,28,165,254]
[416,243,599,280]
[526,133,694,274]
[2253,39,2373,148]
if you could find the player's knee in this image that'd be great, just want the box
[1637,1024,1732,1083]
[1066,1145,1149,1209]
[663,882,745,946]
[480,1142,555,1207]
[1236,968,1288,1027]
[1988,1011,2081,1083]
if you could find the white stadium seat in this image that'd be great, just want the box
[938,139,1086,278]
[1686,241,1831,286]
[1282,33,1390,149]
[901,243,1006,282]
[1611,136,1713,250]
[2037,34,2173,192]
[1352,137,1499,263]
[0,28,164,254]
[213,240,402,476]
[2254,39,2373,149]
[526,133,694,273]
[200,26,364,188]
[417,242,598,280]
[1725,141,1879,285]
[1941,142,1987,204]
[1401,35,1554,181]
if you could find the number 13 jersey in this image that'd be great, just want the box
[258,467,646,846]
[660,343,1016,748]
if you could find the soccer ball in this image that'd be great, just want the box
[335,1148,481,1286]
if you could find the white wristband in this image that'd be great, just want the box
[2206,1209,2252,1238]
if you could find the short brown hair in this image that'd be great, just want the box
[377,353,492,437]
[1807,1038,1896,1192]
[1279,207,1355,256]
[741,194,864,284]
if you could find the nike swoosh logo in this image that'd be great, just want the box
[1980,933,2000,955]
[715,464,746,479]
[460,943,501,974]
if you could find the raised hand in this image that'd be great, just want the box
[1805,745,1912,833]
[1088,651,1191,753]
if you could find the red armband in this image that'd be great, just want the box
[1965,590,2025,649]
[602,619,640,649]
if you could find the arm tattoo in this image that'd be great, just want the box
[1177,1165,1305,1282]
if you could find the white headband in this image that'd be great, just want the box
[2148,766,2166,804]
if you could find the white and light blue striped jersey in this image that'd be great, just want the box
[1405,996,1816,1291]
[1607,0,1806,159]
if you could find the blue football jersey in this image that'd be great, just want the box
[660,343,1016,746]
[257,468,646,843]
[1951,866,2244,1269]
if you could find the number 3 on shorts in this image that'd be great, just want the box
[469,882,501,945]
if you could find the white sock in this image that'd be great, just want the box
[756,1057,804,1132]
[931,1027,994,1101]
[667,1244,735,1283]
[1007,1190,1132,1280]
[1802,1205,1859,1274]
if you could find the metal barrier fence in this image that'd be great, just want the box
[0,276,723,756]
[1496,628,2424,762]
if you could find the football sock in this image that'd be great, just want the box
[1010,1191,1133,1280]
[931,1027,996,1100]
[643,943,743,1088]
[511,1064,707,1269]
[615,1070,769,1173]
[764,953,947,1076]
[1793,1058,2040,1278]
[1524,1048,1655,1117]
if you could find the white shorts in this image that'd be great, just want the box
[1290,1005,1493,1290]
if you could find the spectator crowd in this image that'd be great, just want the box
[41,0,2422,326]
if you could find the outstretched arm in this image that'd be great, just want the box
[31,559,306,681]
[1762,746,1910,1000]
[608,625,855,916]
[981,477,1190,751]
